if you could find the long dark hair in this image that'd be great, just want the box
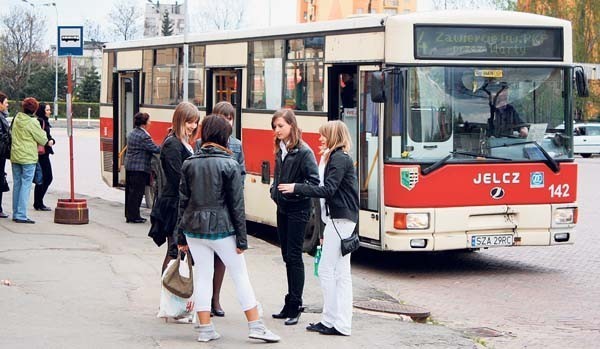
[35,103,48,119]
[271,108,302,153]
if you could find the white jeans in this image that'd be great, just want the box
[319,218,355,335]
[186,236,257,312]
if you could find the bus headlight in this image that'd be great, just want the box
[394,213,430,229]
[553,208,577,224]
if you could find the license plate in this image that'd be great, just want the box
[471,234,514,248]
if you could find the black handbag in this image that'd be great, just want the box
[331,219,360,256]
[0,175,8,193]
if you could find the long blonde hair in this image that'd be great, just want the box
[171,102,200,141]
[319,120,352,162]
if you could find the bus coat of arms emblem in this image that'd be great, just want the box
[400,167,419,191]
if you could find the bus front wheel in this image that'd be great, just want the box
[303,198,324,256]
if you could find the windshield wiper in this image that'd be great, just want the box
[421,151,512,175]
[487,140,560,173]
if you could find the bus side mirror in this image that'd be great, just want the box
[371,72,386,103]
[574,66,589,97]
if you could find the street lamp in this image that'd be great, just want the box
[22,1,59,120]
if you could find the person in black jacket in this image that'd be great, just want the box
[33,103,55,211]
[193,101,245,317]
[148,102,199,273]
[0,92,10,218]
[270,108,319,326]
[278,120,359,336]
[176,115,280,343]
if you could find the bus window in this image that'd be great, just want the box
[106,52,115,103]
[248,40,284,109]
[142,50,153,104]
[187,45,205,107]
[360,71,381,211]
[152,48,179,105]
[384,71,405,159]
[284,38,324,111]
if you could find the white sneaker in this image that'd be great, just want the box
[197,324,221,342]
[248,320,281,343]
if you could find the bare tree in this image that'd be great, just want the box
[432,0,516,10]
[193,0,247,31]
[84,19,106,50]
[0,5,47,98]
[108,0,142,41]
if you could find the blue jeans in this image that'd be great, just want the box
[12,163,36,220]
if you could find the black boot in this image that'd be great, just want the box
[284,302,302,326]
[272,303,290,319]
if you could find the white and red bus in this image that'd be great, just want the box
[100,11,585,252]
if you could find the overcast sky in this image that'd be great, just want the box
[2,0,435,49]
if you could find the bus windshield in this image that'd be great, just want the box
[385,66,570,162]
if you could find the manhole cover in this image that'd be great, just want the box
[463,327,503,338]
[353,300,430,321]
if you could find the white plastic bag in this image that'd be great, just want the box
[157,258,194,319]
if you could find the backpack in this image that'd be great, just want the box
[0,116,11,160]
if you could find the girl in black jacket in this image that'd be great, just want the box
[33,103,56,211]
[278,120,359,336]
[270,109,319,325]
[148,102,199,273]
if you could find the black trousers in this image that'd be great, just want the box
[34,154,53,208]
[125,170,149,220]
[0,157,5,213]
[277,209,310,306]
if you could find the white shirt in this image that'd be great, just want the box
[279,140,289,161]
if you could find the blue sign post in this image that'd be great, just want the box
[57,26,83,56]
[54,25,89,224]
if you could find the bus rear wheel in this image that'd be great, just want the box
[581,153,592,158]
[303,198,323,256]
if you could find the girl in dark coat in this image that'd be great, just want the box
[270,109,319,325]
[148,102,199,273]
[33,103,55,211]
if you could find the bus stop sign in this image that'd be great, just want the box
[58,26,83,56]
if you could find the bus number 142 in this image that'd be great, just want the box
[548,184,570,198]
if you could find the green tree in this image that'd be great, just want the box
[76,66,101,102]
[22,62,67,102]
[161,9,174,36]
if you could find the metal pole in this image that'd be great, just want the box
[53,4,58,120]
[67,55,74,202]
[182,0,189,101]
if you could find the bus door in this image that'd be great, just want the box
[207,68,242,139]
[328,65,381,244]
[113,71,139,187]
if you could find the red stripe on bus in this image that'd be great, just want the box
[99,117,171,146]
[384,162,577,208]
[242,128,321,175]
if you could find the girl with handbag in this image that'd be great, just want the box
[278,120,359,336]
[148,102,199,274]
[33,103,55,211]
[176,115,279,343]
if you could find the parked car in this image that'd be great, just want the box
[554,123,600,158]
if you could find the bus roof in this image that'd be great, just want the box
[104,10,572,61]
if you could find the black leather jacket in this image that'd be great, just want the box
[160,135,192,198]
[176,145,247,250]
[294,148,359,223]
[270,141,319,212]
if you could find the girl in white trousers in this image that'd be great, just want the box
[319,218,356,335]
[278,120,360,336]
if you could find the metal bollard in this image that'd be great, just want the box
[87,107,91,128]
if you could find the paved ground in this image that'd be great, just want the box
[0,187,476,348]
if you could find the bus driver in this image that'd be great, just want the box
[488,87,528,138]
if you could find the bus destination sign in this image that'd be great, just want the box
[414,25,563,60]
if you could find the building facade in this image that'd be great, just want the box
[144,1,185,38]
[297,0,416,22]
